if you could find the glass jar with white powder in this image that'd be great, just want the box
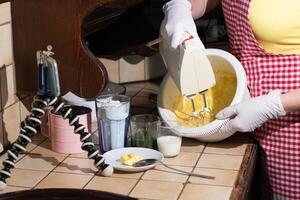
[96,95,130,153]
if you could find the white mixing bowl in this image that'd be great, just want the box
[158,49,249,142]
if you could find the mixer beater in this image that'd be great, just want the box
[189,90,212,117]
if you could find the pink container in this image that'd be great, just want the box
[48,106,92,153]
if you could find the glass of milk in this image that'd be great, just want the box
[157,123,182,157]
[96,94,130,153]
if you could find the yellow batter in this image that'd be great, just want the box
[173,66,237,127]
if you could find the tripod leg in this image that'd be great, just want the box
[0,95,113,190]
[47,96,113,176]
[0,95,48,189]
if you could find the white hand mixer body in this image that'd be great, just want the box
[159,33,216,116]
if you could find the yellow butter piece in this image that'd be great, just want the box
[120,154,129,164]
[120,153,144,166]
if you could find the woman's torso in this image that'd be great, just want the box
[221,0,300,199]
[248,0,300,54]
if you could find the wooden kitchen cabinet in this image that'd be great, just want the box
[10,0,161,98]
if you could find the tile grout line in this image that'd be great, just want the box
[0,63,14,69]
[0,99,20,113]
[131,87,144,98]
[0,63,15,111]
[132,175,191,185]
[176,142,207,200]
[48,168,96,177]
[31,153,70,189]
[82,148,115,189]
[5,185,31,190]
[193,142,207,171]
[81,172,97,189]
[128,179,186,199]
[178,182,235,188]
[200,152,246,156]
[127,171,145,196]
[0,136,47,165]
[0,21,10,26]
[15,138,46,163]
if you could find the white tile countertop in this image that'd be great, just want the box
[0,132,257,200]
[0,81,258,200]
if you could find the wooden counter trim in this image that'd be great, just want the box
[230,140,258,200]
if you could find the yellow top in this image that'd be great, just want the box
[248,0,300,54]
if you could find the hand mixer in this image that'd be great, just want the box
[149,33,216,117]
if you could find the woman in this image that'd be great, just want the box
[160,0,300,199]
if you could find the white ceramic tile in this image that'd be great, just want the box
[122,82,146,89]
[99,58,120,83]
[2,102,20,147]
[144,53,166,80]
[85,176,138,195]
[0,82,1,110]
[204,133,248,156]
[179,184,232,200]
[7,168,49,187]
[124,85,141,97]
[188,168,238,187]
[130,180,183,200]
[144,81,161,92]
[0,3,11,24]
[1,65,18,109]
[119,55,145,83]
[0,153,9,164]
[197,153,243,170]
[16,154,66,171]
[142,164,192,183]
[0,23,13,67]
[0,147,26,164]
[35,172,92,189]
[163,152,200,167]
[54,157,98,175]
[19,98,31,122]
[20,96,32,121]
[31,140,68,157]
[0,112,3,153]
[0,186,29,194]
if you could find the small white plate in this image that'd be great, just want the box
[103,147,164,172]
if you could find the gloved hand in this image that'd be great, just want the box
[160,0,204,49]
[216,90,286,134]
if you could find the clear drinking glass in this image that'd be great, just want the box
[130,114,160,149]
[157,123,182,157]
[96,94,130,153]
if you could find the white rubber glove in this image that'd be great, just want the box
[160,0,204,49]
[216,90,286,134]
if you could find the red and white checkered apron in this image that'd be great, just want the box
[222,0,300,199]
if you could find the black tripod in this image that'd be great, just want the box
[0,47,113,190]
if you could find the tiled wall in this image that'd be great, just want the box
[0,2,29,152]
[100,53,166,84]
